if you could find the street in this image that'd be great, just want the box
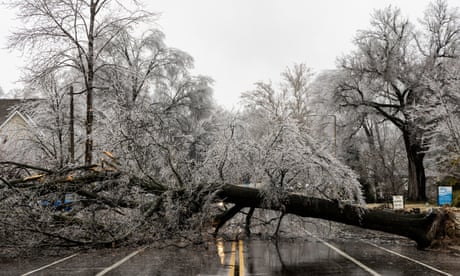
[2,228,460,276]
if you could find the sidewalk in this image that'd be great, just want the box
[367,203,435,213]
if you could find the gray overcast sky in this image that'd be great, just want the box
[0,0,448,108]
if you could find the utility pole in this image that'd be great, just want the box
[69,86,75,163]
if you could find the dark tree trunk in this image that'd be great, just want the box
[274,212,285,238]
[69,86,75,163]
[403,132,427,202]
[407,148,427,201]
[363,121,378,202]
[216,185,443,249]
[85,80,93,166]
[213,205,244,234]
[84,1,96,166]
[245,207,255,236]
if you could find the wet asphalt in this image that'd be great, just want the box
[2,227,460,275]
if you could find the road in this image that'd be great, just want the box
[2,232,460,275]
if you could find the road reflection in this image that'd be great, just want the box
[125,239,327,275]
[243,239,358,275]
[7,235,459,275]
[216,237,225,265]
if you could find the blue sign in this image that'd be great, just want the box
[438,186,453,206]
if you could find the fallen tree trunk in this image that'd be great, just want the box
[216,185,446,249]
[1,164,454,251]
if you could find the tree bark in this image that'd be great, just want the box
[84,1,96,166]
[216,185,442,249]
[363,120,378,201]
[69,86,75,163]
[403,132,427,202]
[245,207,255,236]
[213,205,244,234]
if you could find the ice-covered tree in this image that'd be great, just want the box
[206,64,364,205]
[413,0,460,180]
[24,72,88,167]
[311,70,407,202]
[97,42,215,189]
[7,0,154,165]
[336,1,460,201]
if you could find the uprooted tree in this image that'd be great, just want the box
[214,185,459,249]
[0,163,458,256]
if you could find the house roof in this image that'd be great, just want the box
[0,99,46,126]
[0,99,22,126]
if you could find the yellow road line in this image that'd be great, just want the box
[228,241,237,276]
[239,240,245,276]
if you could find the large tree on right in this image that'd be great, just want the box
[336,1,460,201]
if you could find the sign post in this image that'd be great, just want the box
[437,186,453,206]
[392,195,404,210]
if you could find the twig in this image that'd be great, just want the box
[0,161,53,174]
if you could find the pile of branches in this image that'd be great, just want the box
[0,161,219,257]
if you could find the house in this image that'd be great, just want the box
[0,99,38,162]
[0,99,22,127]
[0,99,29,142]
